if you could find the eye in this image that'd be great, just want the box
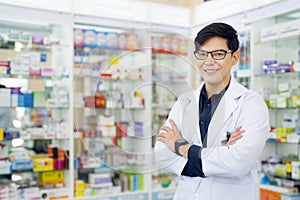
[212,51,225,57]
[197,51,207,57]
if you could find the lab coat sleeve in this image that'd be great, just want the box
[201,93,269,178]
[154,100,188,176]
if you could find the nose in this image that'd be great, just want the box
[204,53,215,64]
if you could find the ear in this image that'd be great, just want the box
[231,50,240,65]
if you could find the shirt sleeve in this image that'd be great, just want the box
[181,145,205,177]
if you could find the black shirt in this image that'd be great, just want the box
[181,83,229,177]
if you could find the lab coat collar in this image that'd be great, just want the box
[206,78,247,147]
[181,78,246,147]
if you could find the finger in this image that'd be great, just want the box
[161,126,172,133]
[230,134,243,141]
[230,132,243,140]
[169,119,178,132]
[156,137,165,142]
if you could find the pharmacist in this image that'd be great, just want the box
[155,22,269,200]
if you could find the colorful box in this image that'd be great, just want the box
[18,92,33,107]
[11,159,33,171]
[151,36,162,53]
[118,33,128,50]
[33,92,46,107]
[74,28,84,47]
[127,33,139,50]
[84,30,97,48]
[40,170,64,183]
[161,36,172,53]
[178,39,188,55]
[105,32,118,49]
[0,129,3,141]
[96,31,106,48]
[33,157,53,171]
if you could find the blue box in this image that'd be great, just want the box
[18,92,33,107]
[4,130,20,140]
[11,159,33,171]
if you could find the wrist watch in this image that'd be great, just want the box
[174,138,189,156]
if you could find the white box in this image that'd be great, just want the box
[292,161,299,180]
[261,24,279,41]
[0,88,11,107]
[279,19,300,38]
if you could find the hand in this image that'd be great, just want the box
[156,119,182,152]
[225,126,245,147]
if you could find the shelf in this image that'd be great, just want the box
[272,174,300,182]
[268,107,300,110]
[77,107,145,110]
[73,74,145,82]
[0,74,68,80]
[0,106,69,109]
[254,71,300,78]
[75,190,149,200]
[266,139,299,144]
[255,34,300,46]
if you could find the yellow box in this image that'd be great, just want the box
[0,128,3,141]
[40,171,55,182]
[40,170,64,182]
[33,158,53,171]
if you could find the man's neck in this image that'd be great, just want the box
[205,80,230,99]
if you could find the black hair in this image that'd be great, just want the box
[194,22,239,52]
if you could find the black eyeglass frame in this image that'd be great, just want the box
[194,49,233,60]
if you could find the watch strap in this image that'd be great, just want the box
[175,139,189,156]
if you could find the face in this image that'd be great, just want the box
[196,36,239,90]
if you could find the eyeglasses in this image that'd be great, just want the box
[194,49,232,60]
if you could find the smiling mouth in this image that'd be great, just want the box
[204,69,218,72]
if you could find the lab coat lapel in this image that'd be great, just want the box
[206,79,241,147]
[181,89,202,146]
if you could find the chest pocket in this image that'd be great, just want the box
[220,108,241,146]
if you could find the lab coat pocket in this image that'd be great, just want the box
[210,182,255,200]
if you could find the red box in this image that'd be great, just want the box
[54,159,65,170]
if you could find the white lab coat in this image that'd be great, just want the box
[154,78,269,200]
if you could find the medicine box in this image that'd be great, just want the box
[33,157,53,171]
[178,39,188,55]
[74,28,84,47]
[33,92,46,107]
[105,32,118,49]
[281,193,300,200]
[0,143,8,159]
[39,170,64,183]
[0,129,3,141]
[126,33,139,50]
[0,160,11,174]
[161,36,172,53]
[11,159,33,171]
[151,36,162,53]
[84,30,97,48]
[0,88,11,107]
[18,92,33,107]
[96,31,106,48]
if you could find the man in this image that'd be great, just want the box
[155,22,269,200]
